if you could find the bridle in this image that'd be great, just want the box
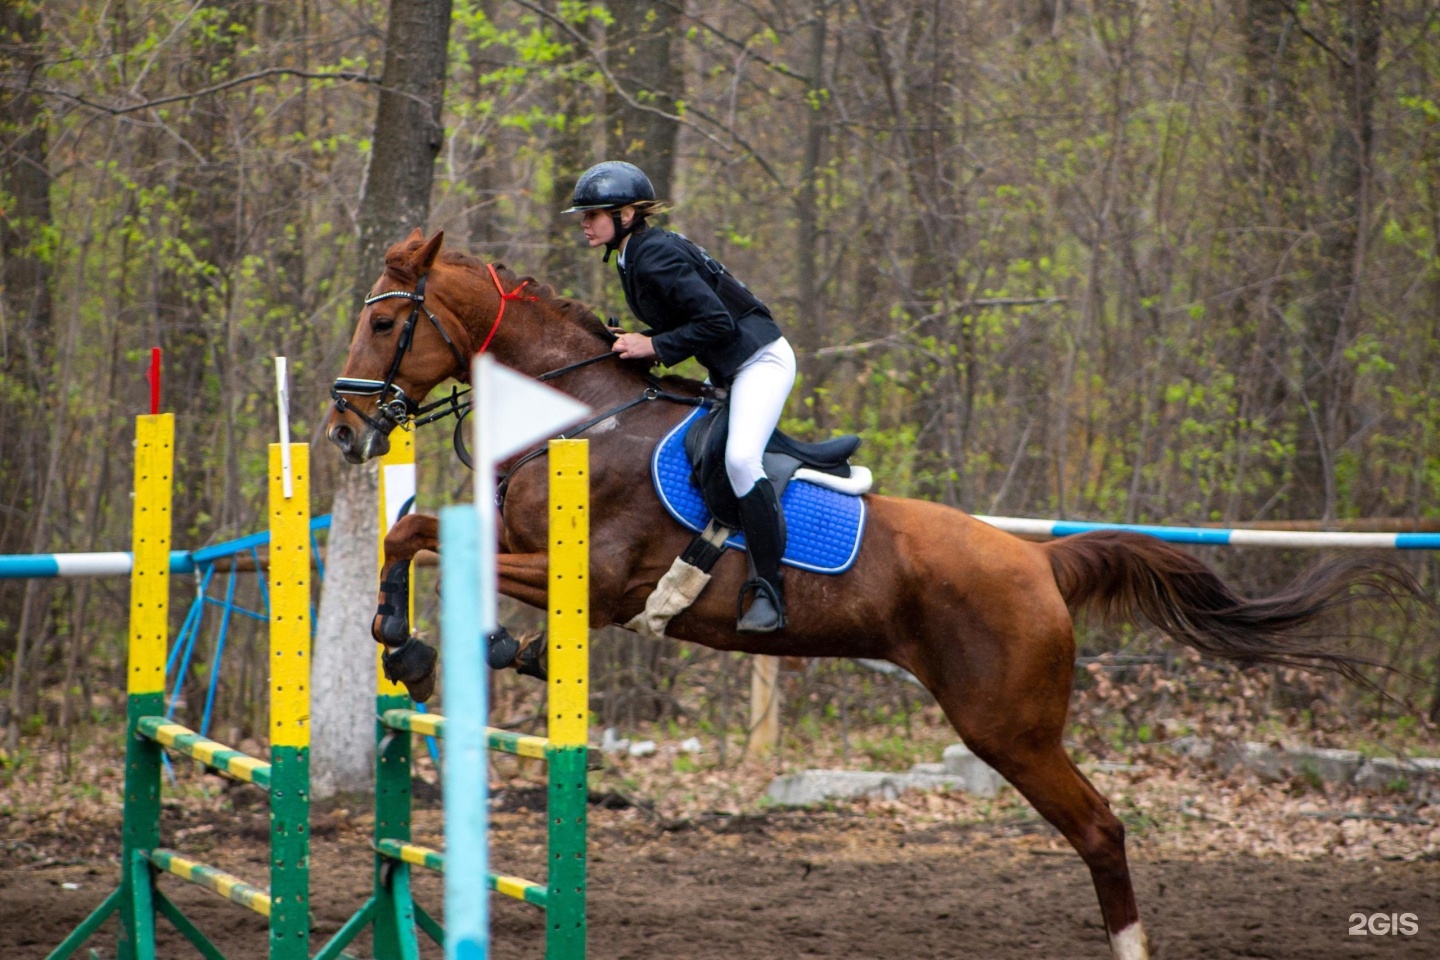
[330,263,538,435]
[331,272,470,433]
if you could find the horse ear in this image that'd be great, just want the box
[411,230,445,275]
[406,227,425,242]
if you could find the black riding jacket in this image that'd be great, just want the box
[617,225,782,386]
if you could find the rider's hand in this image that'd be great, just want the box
[612,332,657,361]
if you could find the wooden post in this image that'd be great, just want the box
[748,656,780,756]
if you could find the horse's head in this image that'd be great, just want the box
[326,229,473,463]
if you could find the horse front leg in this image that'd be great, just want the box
[373,513,441,701]
[494,552,551,681]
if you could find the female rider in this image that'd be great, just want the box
[564,160,794,633]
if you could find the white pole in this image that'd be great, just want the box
[274,357,293,499]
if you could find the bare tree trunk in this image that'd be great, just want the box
[314,0,453,797]
[603,0,682,201]
[0,0,54,747]
[312,462,380,796]
[794,4,830,353]
[1297,0,1380,522]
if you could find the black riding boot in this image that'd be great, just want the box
[736,477,788,633]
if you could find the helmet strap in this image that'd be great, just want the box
[603,209,644,263]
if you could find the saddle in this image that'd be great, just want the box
[682,401,868,528]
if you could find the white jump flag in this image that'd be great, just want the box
[445,355,590,960]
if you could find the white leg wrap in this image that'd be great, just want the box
[624,556,713,641]
[1109,922,1149,960]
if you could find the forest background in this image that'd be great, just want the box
[1,0,1439,764]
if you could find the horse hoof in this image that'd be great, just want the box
[516,633,548,682]
[382,636,439,703]
[404,668,437,704]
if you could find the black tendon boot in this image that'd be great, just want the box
[736,477,788,633]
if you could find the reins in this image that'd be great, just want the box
[493,384,703,508]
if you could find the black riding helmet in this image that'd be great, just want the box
[563,160,657,262]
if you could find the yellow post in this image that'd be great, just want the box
[127,414,175,697]
[268,443,311,750]
[547,439,589,747]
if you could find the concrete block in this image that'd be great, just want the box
[1354,756,1440,792]
[908,762,946,775]
[765,764,1003,807]
[1169,735,1214,759]
[765,771,921,806]
[1218,742,1363,785]
[942,743,1005,798]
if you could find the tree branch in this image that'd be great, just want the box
[0,67,381,117]
[655,0,813,85]
[1279,1,1353,69]
[508,0,786,188]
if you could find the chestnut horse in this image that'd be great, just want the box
[326,230,1411,960]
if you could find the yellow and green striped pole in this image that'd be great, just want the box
[117,413,174,960]
[546,440,589,959]
[267,443,311,960]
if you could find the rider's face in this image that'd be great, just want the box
[580,207,634,248]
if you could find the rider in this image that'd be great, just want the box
[564,160,795,633]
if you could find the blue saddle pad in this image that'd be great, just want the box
[650,405,866,575]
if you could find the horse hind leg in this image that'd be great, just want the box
[993,744,1149,960]
[924,629,1149,958]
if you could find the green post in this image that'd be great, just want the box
[372,691,416,960]
[117,692,163,960]
[545,746,589,959]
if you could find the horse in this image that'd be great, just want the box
[325,229,1417,960]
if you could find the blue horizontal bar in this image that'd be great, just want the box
[1050,520,1234,545]
[1395,533,1440,550]
[0,555,59,578]
[0,515,331,580]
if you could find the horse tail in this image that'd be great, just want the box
[1043,530,1419,682]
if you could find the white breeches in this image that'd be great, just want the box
[725,337,796,496]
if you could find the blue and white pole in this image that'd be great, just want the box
[974,516,1440,550]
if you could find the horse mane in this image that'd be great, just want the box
[381,236,705,394]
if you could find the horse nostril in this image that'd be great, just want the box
[333,424,353,449]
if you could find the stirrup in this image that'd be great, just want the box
[737,578,787,633]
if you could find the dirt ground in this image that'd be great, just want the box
[6,786,1439,960]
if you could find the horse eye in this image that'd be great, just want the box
[372,316,396,334]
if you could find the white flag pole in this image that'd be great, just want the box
[274,356,293,499]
